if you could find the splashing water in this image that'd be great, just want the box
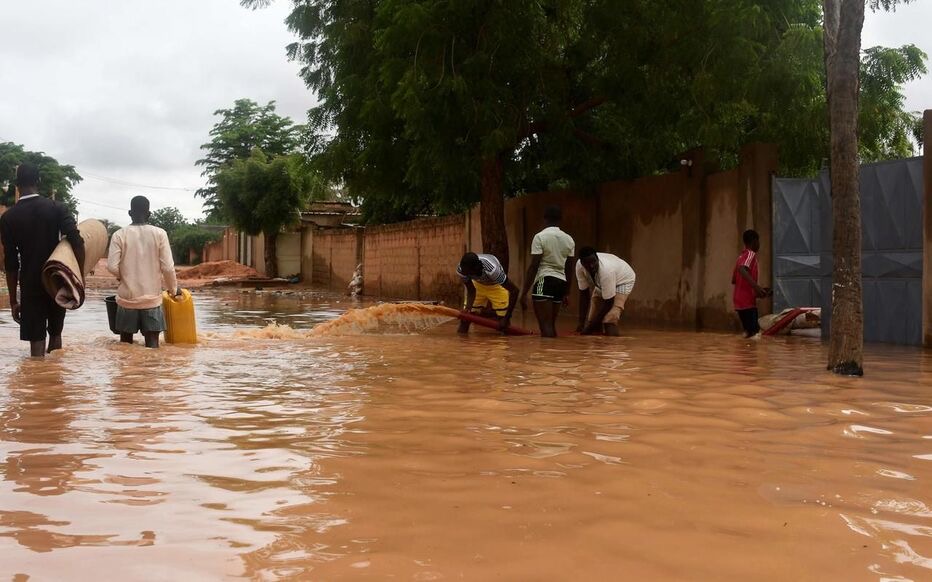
[232,321,310,340]
[202,303,461,341]
[309,303,460,336]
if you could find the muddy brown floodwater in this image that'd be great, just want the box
[0,289,930,581]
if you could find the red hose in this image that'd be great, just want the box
[455,312,536,335]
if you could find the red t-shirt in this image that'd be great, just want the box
[732,249,758,310]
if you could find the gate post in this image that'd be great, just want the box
[923,110,932,347]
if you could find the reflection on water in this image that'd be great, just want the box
[0,289,930,580]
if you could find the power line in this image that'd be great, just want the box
[82,171,200,192]
[79,199,132,211]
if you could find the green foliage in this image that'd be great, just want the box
[0,142,81,216]
[250,0,927,222]
[170,224,222,264]
[215,149,311,236]
[859,44,927,162]
[147,206,222,263]
[196,99,303,219]
[149,206,188,234]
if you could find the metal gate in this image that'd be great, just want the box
[773,177,824,311]
[773,157,923,346]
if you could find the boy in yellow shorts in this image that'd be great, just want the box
[456,252,519,333]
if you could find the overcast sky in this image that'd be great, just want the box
[1,1,929,226]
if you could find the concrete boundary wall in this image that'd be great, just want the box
[199,142,835,332]
[362,216,465,304]
[295,144,776,329]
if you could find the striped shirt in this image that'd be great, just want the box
[457,253,507,286]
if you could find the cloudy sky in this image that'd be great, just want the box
[1,1,929,226]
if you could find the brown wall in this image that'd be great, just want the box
[363,216,465,303]
[312,228,360,290]
[253,233,266,276]
[205,143,780,330]
[301,145,777,329]
[301,228,314,283]
[598,169,700,327]
[700,169,744,329]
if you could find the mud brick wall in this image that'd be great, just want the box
[312,228,360,290]
[206,142,780,331]
[202,227,235,263]
[363,215,465,304]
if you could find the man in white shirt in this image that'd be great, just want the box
[519,206,575,337]
[107,196,180,348]
[576,247,636,336]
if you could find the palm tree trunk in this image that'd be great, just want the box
[823,0,865,375]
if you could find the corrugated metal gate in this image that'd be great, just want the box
[772,178,824,310]
[772,157,923,345]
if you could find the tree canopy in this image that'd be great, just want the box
[195,99,303,220]
[246,0,926,265]
[0,142,82,216]
[149,206,222,264]
[150,206,188,235]
[215,149,312,276]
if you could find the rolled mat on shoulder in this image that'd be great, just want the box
[42,218,109,309]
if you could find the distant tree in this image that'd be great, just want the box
[195,99,303,220]
[215,149,311,277]
[170,224,222,265]
[858,44,926,162]
[149,206,188,235]
[0,142,81,216]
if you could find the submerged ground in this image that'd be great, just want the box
[0,289,930,580]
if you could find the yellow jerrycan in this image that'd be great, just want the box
[162,288,197,344]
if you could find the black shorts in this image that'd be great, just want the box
[737,308,760,337]
[19,293,66,342]
[531,276,568,303]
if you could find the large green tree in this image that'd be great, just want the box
[246,0,925,270]
[215,149,312,277]
[0,142,81,216]
[196,99,303,219]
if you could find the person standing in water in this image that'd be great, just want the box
[732,229,771,338]
[0,163,85,357]
[107,196,180,348]
[456,252,519,334]
[576,247,636,336]
[519,206,575,337]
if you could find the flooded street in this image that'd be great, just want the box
[1,290,930,581]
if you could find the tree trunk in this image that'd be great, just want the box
[823,0,865,376]
[480,155,509,271]
[264,231,278,279]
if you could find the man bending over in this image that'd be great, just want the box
[576,247,636,336]
[456,252,519,334]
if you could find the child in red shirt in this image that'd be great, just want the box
[732,230,771,337]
